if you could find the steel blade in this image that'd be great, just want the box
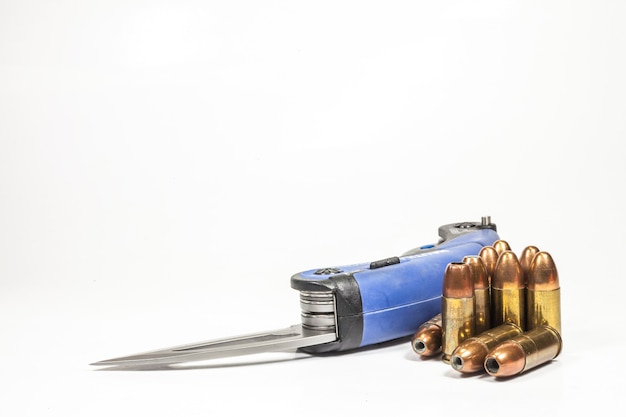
[91,324,337,367]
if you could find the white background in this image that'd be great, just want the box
[1,1,624,415]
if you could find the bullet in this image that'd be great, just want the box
[411,314,443,357]
[463,255,491,334]
[441,262,475,364]
[492,239,512,255]
[527,251,561,334]
[484,325,562,377]
[450,323,523,374]
[519,245,540,286]
[491,250,525,330]
[478,246,499,279]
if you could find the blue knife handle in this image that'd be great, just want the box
[290,220,499,353]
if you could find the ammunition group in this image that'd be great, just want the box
[411,240,562,378]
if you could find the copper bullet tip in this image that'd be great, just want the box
[463,256,489,290]
[527,251,560,291]
[492,250,524,290]
[411,314,443,357]
[478,246,499,278]
[493,240,512,255]
[519,245,540,274]
[442,262,474,298]
[412,327,442,356]
[450,339,489,373]
[484,341,526,377]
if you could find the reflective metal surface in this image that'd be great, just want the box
[91,324,337,367]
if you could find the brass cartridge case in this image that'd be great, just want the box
[484,325,562,377]
[491,250,525,330]
[478,246,499,279]
[519,245,540,286]
[527,251,561,334]
[411,313,443,357]
[492,239,511,255]
[441,262,475,364]
[450,322,523,373]
[463,255,491,334]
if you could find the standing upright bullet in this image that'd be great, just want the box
[450,322,523,374]
[491,250,525,330]
[493,240,512,255]
[463,255,491,334]
[484,325,562,377]
[519,245,540,286]
[411,314,443,357]
[441,262,475,364]
[527,251,561,334]
[478,246,499,279]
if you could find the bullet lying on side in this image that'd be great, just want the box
[450,322,523,374]
[411,314,443,357]
[483,325,562,377]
